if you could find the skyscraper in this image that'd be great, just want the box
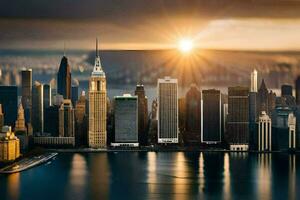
[250,69,258,92]
[257,79,276,115]
[157,77,178,144]
[201,89,221,143]
[15,104,26,134]
[32,81,44,135]
[0,86,18,127]
[71,85,79,107]
[88,39,107,148]
[185,84,201,133]
[134,84,148,146]
[258,111,272,151]
[21,69,32,123]
[59,99,75,137]
[0,104,3,132]
[288,113,296,149]
[281,84,293,97]
[185,84,201,143]
[227,86,249,151]
[295,76,300,105]
[75,91,88,146]
[57,54,71,99]
[112,94,139,147]
[43,84,51,109]
[44,105,59,137]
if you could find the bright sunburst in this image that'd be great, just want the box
[178,38,193,53]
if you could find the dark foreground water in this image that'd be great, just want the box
[0,152,299,200]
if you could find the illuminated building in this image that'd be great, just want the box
[258,111,272,151]
[59,99,75,137]
[0,127,20,161]
[88,39,107,148]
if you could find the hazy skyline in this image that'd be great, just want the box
[1,0,300,50]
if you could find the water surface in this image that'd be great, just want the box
[0,152,299,200]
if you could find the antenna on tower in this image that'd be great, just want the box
[96,38,99,57]
[64,41,66,56]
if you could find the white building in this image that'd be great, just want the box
[288,113,296,149]
[258,111,272,151]
[88,39,107,148]
[251,69,258,92]
[157,77,178,144]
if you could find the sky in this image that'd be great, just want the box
[1,0,300,50]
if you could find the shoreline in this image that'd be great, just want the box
[46,148,299,154]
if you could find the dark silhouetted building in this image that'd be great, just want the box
[32,82,43,135]
[201,89,221,144]
[57,56,71,99]
[21,69,32,123]
[281,84,293,97]
[75,91,88,147]
[44,105,59,137]
[227,86,249,151]
[134,84,148,146]
[71,85,79,107]
[249,92,257,149]
[185,84,201,144]
[257,79,276,115]
[271,106,293,150]
[295,76,300,105]
[43,84,51,109]
[0,104,3,131]
[0,86,18,127]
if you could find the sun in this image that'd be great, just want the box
[178,38,194,53]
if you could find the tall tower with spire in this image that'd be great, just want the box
[88,38,107,148]
[57,44,71,99]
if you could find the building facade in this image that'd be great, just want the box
[157,77,178,144]
[75,91,88,146]
[57,56,71,99]
[59,99,75,137]
[88,39,107,148]
[0,127,20,161]
[32,81,44,135]
[134,85,148,145]
[112,94,138,147]
[258,111,272,151]
[0,86,18,127]
[227,86,249,151]
[288,113,296,149]
[21,69,32,123]
[15,104,27,134]
[201,89,221,143]
[250,69,258,92]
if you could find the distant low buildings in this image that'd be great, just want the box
[0,127,20,161]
